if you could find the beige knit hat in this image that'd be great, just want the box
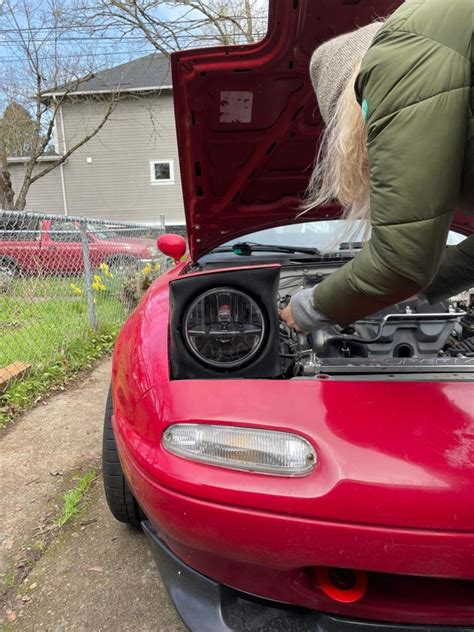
[310,22,383,124]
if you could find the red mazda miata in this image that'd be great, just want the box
[103,1,474,629]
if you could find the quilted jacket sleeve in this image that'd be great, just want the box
[313,1,471,326]
[424,236,474,303]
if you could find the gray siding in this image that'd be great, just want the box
[8,92,186,225]
[9,164,65,215]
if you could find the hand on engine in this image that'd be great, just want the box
[281,288,333,333]
[279,302,306,333]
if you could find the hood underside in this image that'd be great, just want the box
[173,0,470,260]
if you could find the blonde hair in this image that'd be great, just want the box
[301,67,371,237]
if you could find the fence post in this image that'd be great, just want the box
[80,220,97,331]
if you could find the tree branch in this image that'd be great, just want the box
[26,97,117,188]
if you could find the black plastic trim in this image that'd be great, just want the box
[142,521,474,632]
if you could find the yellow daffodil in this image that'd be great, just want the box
[99,262,113,278]
[69,282,82,296]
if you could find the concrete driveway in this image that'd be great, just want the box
[0,359,184,631]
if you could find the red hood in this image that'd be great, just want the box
[171,0,404,260]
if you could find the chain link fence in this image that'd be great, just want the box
[0,209,170,393]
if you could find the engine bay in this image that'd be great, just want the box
[278,264,474,379]
[170,261,474,381]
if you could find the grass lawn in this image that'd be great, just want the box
[0,273,131,425]
[0,275,126,368]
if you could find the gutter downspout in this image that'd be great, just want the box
[54,95,69,216]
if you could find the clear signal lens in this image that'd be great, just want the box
[162,424,316,476]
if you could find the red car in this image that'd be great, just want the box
[0,217,156,276]
[103,1,474,629]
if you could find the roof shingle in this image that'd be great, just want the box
[47,53,172,95]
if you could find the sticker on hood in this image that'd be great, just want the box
[220,91,253,123]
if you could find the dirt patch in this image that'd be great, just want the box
[1,358,184,630]
[2,488,184,631]
[0,360,112,581]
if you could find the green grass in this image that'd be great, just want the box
[0,275,126,368]
[0,325,119,427]
[0,273,131,426]
[55,470,96,528]
[3,572,15,589]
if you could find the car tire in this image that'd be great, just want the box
[102,386,143,527]
[0,258,20,293]
[0,256,20,276]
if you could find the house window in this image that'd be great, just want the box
[150,160,174,185]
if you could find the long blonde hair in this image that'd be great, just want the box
[302,67,371,235]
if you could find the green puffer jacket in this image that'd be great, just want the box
[313,0,474,326]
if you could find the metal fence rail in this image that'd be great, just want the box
[0,209,168,389]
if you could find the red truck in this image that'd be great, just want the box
[0,217,157,276]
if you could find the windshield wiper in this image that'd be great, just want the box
[214,242,322,257]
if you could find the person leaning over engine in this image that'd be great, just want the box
[280,0,474,333]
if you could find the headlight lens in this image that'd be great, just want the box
[183,287,265,368]
[162,424,316,476]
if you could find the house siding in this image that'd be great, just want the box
[9,165,65,215]
[8,92,186,226]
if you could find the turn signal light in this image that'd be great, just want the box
[162,424,316,476]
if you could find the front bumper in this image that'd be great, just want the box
[143,521,474,632]
[117,421,474,625]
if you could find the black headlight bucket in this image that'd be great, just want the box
[169,266,281,379]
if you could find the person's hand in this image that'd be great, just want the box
[279,301,306,333]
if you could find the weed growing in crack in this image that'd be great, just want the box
[55,471,96,528]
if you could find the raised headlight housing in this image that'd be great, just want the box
[169,266,281,379]
[162,424,316,476]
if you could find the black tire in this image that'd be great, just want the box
[0,257,20,278]
[102,386,143,526]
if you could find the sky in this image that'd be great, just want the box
[0,1,269,73]
[0,0,268,112]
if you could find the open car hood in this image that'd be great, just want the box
[171,0,472,261]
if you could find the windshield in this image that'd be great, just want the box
[219,220,466,252]
[87,223,119,240]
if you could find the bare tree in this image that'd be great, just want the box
[0,0,118,210]
[0,0,267,209]
[84,0,267,56]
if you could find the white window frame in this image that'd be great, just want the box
[150,159,175,185]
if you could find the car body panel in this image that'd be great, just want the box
[143,521,474,630]
[112,267,474,534]
[112,219,474,628]
[0,218,152,273]
[115,423,474,624]
[116,380,474,533]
